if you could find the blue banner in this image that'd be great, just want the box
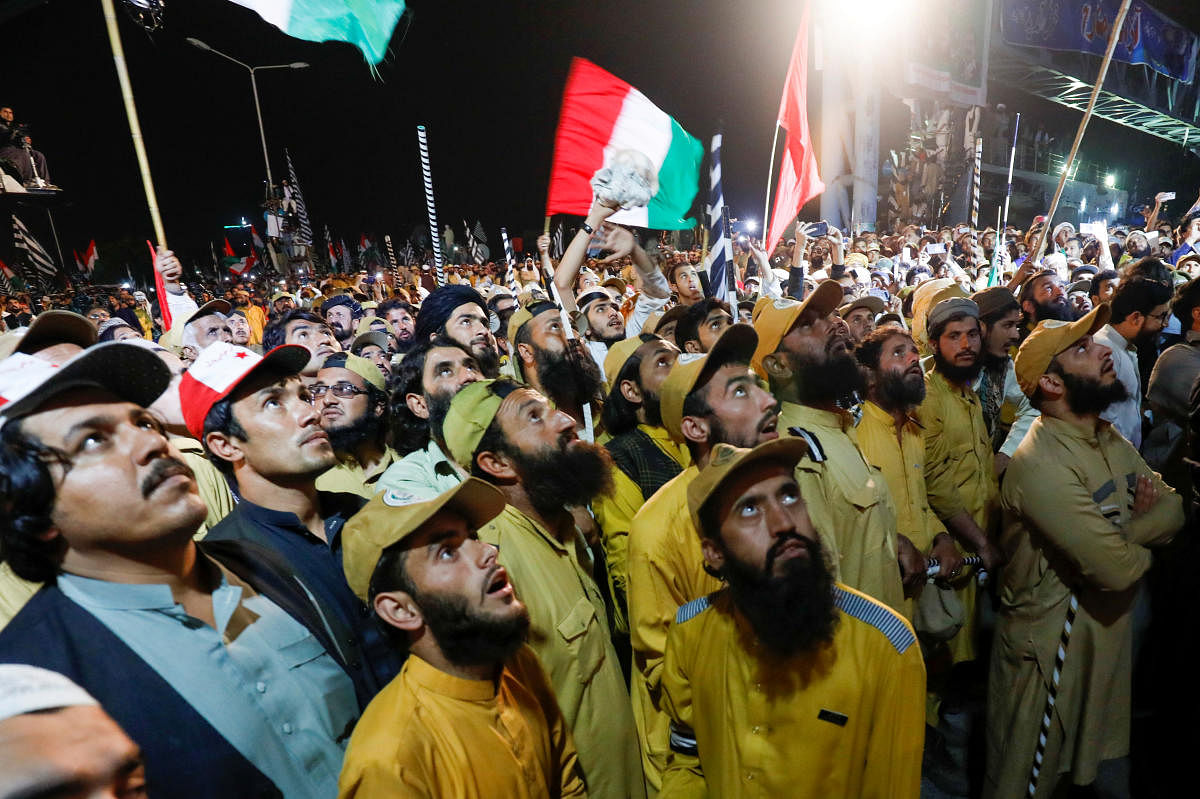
[1001,0,1199,84]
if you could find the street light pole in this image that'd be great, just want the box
[185,38,308,201]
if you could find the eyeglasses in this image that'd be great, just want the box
[309,382,369,399]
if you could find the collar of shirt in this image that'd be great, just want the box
[236,492,361,548]
[1100,324,1134,352]
[780,401,853,433]
[499,505,574,554]
[860,400,922,434]
[405,653,499,701]
[57,559,246,637]
[426,438,463,479]
[1038,414,1112,447]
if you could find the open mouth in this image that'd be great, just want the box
[302,430,329,446]
[759,416,779,437]
[484,567,513,599]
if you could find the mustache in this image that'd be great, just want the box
[141,457,195,499]
[765,532,811,571]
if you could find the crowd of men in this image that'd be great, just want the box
[1,192,1198,799]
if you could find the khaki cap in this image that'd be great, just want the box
[749,280,842,378]
[322,351,386,392]
[351,331,390,355]
[603,334,650,386]
[506,300,558,346]
[186,299,232,327]
[0,310,97,361]
[355,316,395,336]
[341,478,506,602]
[971,286,1017,319]
[685,438,810,537]
[643,309,665,334]
[660,323,758,444]
[837,295,886,318]
[442,379,507,467]
[1013,304,1111,397]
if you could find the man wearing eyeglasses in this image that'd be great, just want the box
[1093,279,1173,448]
[188,343,402,701]
[313,353,398,499]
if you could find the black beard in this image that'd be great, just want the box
[509,434,615,519]
[932,348,984,384]
[532,346,604,410]
[981,350,1009,372]
[719,533,839,657]
[1061,371,1130,416]
[876,367,926,411]
[590,327,625,347]
[473,344,501,379]
[425,388,455,445]
[415,588,530,668]
[1030,298,1074,323]
[326,409,384,454]
[793,351,865,406]
[641,389,664,428]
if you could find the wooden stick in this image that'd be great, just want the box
[100,0,165,248]
[762,123,781,244]
[1028,0,1133,264]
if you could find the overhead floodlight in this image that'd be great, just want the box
[1105,174,1116,188]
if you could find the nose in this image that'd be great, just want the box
[553,409,576,434]
[296,394,322,427]
[474,539,499,569]
[754,383,779,415]
[320,389,340,408]
[130,420,171,466]
[764,497,796,539]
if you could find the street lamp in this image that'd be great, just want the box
[186,38,309,200]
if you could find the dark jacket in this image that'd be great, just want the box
[0,539,362,799]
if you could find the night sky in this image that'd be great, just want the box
[2,0,1199,280]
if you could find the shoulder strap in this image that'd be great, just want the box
[787,426,827,462]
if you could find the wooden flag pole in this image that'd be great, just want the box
[1027,0,1133,264]
[100,0,166,248]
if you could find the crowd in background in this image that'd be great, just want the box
[1,188,1199,799]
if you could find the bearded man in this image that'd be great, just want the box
[756,280,905,612]
[442,379,644,799]
[661,439,924,798]
[1019,270,1073,335]
[508,300,604,427]
[336,480,587,799]
[412,285,503,379]
[986,307,1183,798]
[313,353,398,498]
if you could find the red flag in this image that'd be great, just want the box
[73,249,85,273]
[766,7,824,255]
[84,240,98,274]
[147,241,171,332]
[223,238,236,257]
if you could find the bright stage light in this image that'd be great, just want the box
[1110,202,1119,216]
[745,220,758,232]
[1105,174,1116,188]
[1080,197,1087,213]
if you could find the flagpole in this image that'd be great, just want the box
[1027,0,1133,264]
[762,123,780,243]
[999,112,1021,251]
[416,125,443,285]
[100,0,166,248]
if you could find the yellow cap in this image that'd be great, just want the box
[442,379,507,468]
[660,324,758,443]
[643,309,665,335]
[506,301,557,346]
[355,316,396,336]
[685,438,810,537]
[321,351,386,392]
[603,335,650,387]
[1013,304,1110,397]
[340,478,506,602]
[749,280,843,378]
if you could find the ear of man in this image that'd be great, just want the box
[619,379,643,406]
[405,392,429,420]
[374,590,423,633]
[204,431,246,470]
[475,449,518,481]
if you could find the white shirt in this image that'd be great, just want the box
[1094,324,1143,449]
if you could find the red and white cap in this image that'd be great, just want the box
[178,341,310,438]
[0,342,169,431]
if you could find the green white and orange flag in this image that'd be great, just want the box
[546,58,703,230]
[228,0,406,64]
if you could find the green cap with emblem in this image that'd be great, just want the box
[442,379,507,469]
[341,478,506,603]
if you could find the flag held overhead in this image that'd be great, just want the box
[227,0,407,65]
[547,58,702,230]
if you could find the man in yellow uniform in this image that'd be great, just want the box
[985,307,1183,798]
[593,333,687,636]
[920,297,1003,664]
[442,379,643,799]
[338,479,586,799]
[854,326,964,617]
[754,280,905,612]
[661,439,925,798]
[312,353,399,498]
[626,324,781,794]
